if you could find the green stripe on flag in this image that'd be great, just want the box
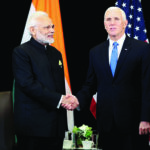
[12,80,17,144]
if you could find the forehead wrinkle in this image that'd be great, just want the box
[105,9,122,20]
[35,16,53,26]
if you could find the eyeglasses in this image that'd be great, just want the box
[43,24,55,30]
[35,24,55,30]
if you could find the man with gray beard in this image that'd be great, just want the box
[12,11,77,150]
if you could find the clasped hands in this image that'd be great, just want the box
[61,94,79,110]
[139,121,150,135]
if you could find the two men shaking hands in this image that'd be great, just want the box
[61,94,79,110]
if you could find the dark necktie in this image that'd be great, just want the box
[110,42,118,76]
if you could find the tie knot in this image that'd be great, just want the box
[113,42,119,47]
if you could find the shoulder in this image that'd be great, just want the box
[126,36,149,47]
[47,45,62,56]
[89,40,109,55]
[13,41,32,54]
[12,42,32,61]
[91,40,108,50]
[126,36,150,57]
[47,45,59,51]
[131,37,150,54]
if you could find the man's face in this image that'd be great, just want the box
[104,9,127,40]
[32,16,55,45]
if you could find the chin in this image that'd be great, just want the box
[109,33,117,37]
[44,39,55,45]
[48,38,54,44]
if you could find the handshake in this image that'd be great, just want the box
[61,94,79,110]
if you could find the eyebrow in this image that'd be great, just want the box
[105,17,120,20]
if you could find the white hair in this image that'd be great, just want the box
[104,6,127,21]
[26,11,48,34]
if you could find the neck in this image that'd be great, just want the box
[109,32,125,41]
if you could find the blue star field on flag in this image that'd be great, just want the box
[115,0,148,42]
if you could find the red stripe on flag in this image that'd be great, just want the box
[90,98,96,119]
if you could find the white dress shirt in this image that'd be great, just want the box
[109,34,126,64]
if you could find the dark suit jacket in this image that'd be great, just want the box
[12,38,67,138]
[76,36,150,134]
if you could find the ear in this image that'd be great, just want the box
[30,26,36,36]
[124,20,128,28]
[104,22,107,30]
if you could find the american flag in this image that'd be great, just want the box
[115,0,149,42]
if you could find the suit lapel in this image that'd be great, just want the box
[114,36,132,78]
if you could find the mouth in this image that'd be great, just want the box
[109,27,117,31]
[47,35,53,38]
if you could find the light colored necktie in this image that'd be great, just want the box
[110,42,118,76]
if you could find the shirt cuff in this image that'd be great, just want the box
[76,105,80,111]
[57,95,64,109]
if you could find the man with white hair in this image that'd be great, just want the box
[69,6,150,150]
[12,11,77,150]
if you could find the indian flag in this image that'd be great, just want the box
[21,0,74,131]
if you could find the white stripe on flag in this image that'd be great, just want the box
[65,80,74,131]
[21,3,35,44]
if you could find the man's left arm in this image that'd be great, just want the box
[140,43,150,134]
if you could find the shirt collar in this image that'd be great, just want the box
[109,34,126,47]
[30,37,46,50]
[30,37,50,51]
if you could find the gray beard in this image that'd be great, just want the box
[38,38,54,45]
[36,31,55,45]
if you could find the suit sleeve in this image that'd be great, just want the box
[12,47,62,109]
[141,43,150,122]
[76,49,97,110]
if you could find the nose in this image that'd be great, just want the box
[110,19,115,24]
[48,27,54,34]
